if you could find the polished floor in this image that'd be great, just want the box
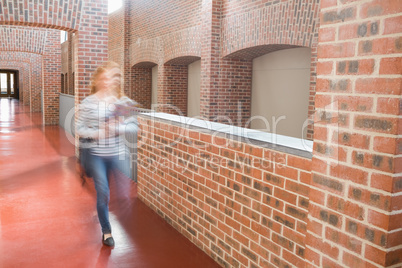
[0,98,219,268]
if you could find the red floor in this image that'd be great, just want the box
[0,99,220,268]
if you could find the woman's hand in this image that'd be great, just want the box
[99,117,120,139]
[107,117,119,138]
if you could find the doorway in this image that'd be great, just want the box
[0,70,18,98]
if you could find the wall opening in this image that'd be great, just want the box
[65,73,68,94]
[151,65,158,108]
[163,56,201,116]
[250,47,311,139]
[61,73,65,94]
[0,70,18,98]
[132,62,157,109]
[72,72,75,95]
[187,60,201,117]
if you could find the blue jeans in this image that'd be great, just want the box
[88,153,131,234]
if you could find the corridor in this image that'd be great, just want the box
[0,99,219,268]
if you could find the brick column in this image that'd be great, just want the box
[72,0,108,154]
[306,1,402,267]
[42,29,61,124]
[123,0,132,97]
[30,54,43,113]
[199,0,253,126]
[75,0,109,103]
[20,66,29,104]
[68,32,74,95]
[26,62,33,107]
[13,67,24,102]
[200,0,222,121]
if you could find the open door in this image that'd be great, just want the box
[0,70,18,99]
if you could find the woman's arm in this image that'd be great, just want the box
[115,96,140,135]
[76,98,101,139]
[118,116,139,135]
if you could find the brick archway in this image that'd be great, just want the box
[220,0,320,59]
[0,25,57,114]
[0,0,109,125]
[222,44,302,61]
[162,27,202,64]
[0,53,34,106]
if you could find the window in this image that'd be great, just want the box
[72,73,75,95]
[108,0,122,14]
[1,73,7,94]
[65,73,68,95]
[151,66,158,107]
[60,31,68,43]
[61,74,64,93]
[187,60,201,117]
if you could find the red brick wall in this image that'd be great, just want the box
[138,116,312,267]
[126,0,203,112]
[109,9,125,70]
[67,32,74,95]
[160,64,188,116]
[42,29,61,125]
[74,1,109,100]
[199,0,223,124]
[30,55,43,113]
[307,0,402,267]
[61,41,69,74]
[212,58,252,126]
[129,0,402,267]
[130,0,202,39]
[109,7,130,98]
[197,0,255,128]
[111,0,319,136]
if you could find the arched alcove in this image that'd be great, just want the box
[61,74,65,94]
[250,47,312,139]
[131,61,158,109]
[162,56,201,117]
[164,56,201,66]
[222,44,315,139]
[223,44,302,61]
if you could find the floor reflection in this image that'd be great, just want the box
[0,99,219,268]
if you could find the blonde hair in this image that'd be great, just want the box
[89,61,124,98]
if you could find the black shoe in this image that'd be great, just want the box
[102,234,115,247]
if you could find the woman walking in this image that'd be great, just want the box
[76,61,139,247]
